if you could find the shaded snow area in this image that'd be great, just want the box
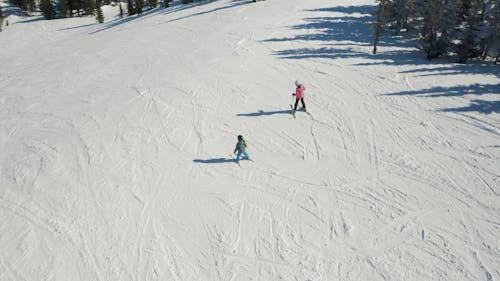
[1,0,499,280]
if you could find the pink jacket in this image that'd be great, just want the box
[294,84,305,99]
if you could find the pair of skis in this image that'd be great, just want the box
[290,104,310,119]
[228,154,253,167]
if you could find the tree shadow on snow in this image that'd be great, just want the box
[90,0,249,33]
[237,109,292,117]
[265,7,377,45]
[263,4,498,75]
[263,5,422,65]
[398,64,500,78]
[59,23,95,31]
[385,83,500,114]
[165,0,250,22]
[17,16,46,23]
[441,100,500,114]
[193,158,235,164]
[90,7,161,34]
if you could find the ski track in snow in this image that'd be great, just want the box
[1,0,499,280]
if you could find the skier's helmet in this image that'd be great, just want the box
[295,80,301,87]
[238,135,243,141]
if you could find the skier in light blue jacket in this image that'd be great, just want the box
[233,135,250,162]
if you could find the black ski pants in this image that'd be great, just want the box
[294,98,306,111]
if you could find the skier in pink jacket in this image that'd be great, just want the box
[292,80,306,112]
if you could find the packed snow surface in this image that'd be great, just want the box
[1,0,499,280]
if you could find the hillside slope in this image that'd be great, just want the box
[1,0,499,280]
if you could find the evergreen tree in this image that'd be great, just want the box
[134,0,143,14]
[390,0,413,34]
[492,0,500,62]
[86,0,97,15]
[127,0,135,15]
[8,0,21,8]
[95,0,104,23]
[119,1,123,18]
[59,0,70,17]
[147,0,157,9]
[0,5,4,32]
[25,0,36,14]
[419,0,459,59]
[456,0,483,62]
[372,0,390,54]
[75,0,81,15]
[486,0,500,62]
[40,0,56,19]
[478,0,499,61]
[68,0,75,16]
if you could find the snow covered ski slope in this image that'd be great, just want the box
[0,0,499,280]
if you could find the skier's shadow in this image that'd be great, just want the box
[193,158,235,164]
[237,109,292,117]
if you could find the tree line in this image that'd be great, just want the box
[3,0,182,24]
[0,5,4,31]
[373,0,500,63]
